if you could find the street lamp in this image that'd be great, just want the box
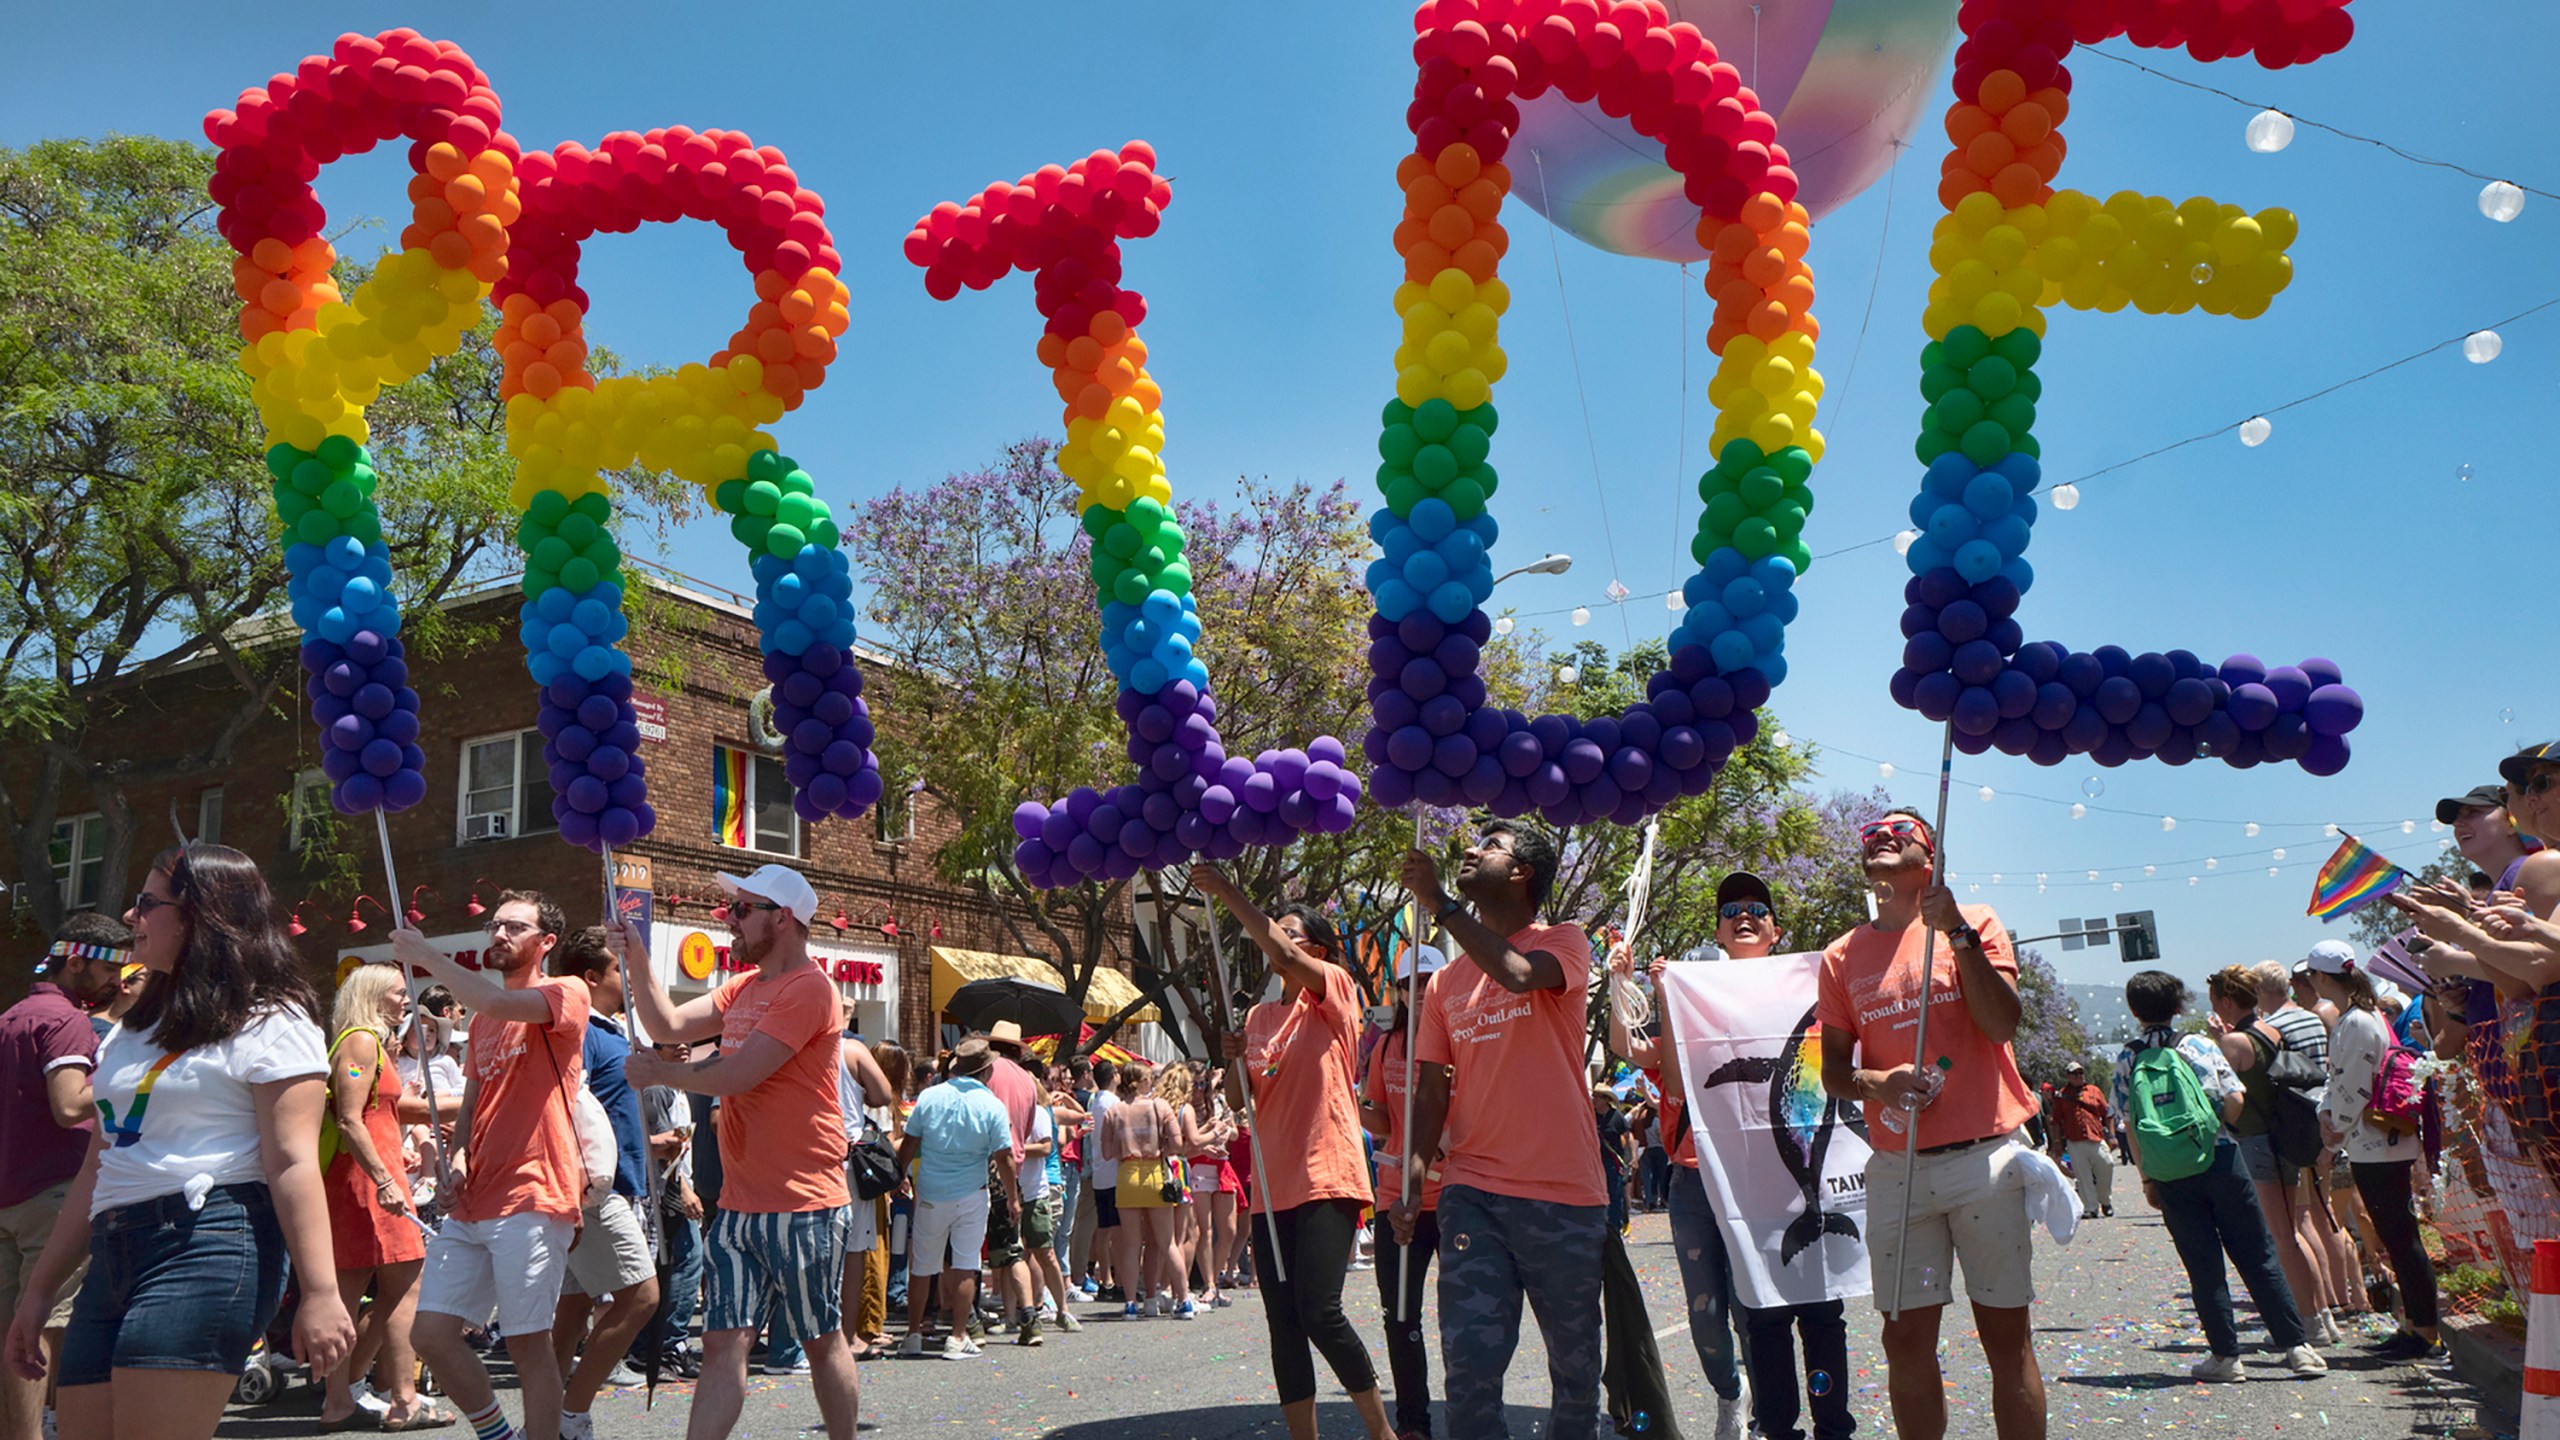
[1491,552,1572,586]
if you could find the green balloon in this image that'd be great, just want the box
[1462,401,1498,436]
[1158,559,1193,595]
[1379,424,1421,469]
[1412,444,1458,489]
[1380,397,1415,430]
[782,468,814,497]
[1991,328,2042,369]
[777,493,817,531]
[2017,434,2041,460]
[1448,423,1491,469]
[556,513,600,549]
[1080,504,1117,539]
[1919,339,1944,371]
[320,480,361,518]
[1783,480,1814,516]
[521,568,554,598]
[345,513,382,545]
[1088,549,1120,587]
[2013,370,2043,403]
[1772,505,1806,540]
[1933,389,1986,434]
[1690,533,1716,565]
[1739,467,1785,510]
[1384,476,1425,516]
[1915,432,1957,464]
[529,490,570,526]
[765,523,805,558]
[1472,462,1498,496]
[1112,570,1151,607]
[1919,363,1966,404]
[1442,477,1486,520]
[1128,496,1165,526]
[748,449,791,485]
[730,514,768,548]
[531,536,572,572]
[316,434,360,468]
[572,492,609,522]
[714,479,748,514]
[1717,437,1766,471]
[1987,394,2036,437]
[1152,522,1185,557]
[560,556,600,593]
[1704,493,1747,532]
[1412,398,1459,444]
[1768,447,1813,485]
[810,516,839,550]
[1967,355,2017,400]
[347,464,376,496]
[585,536,620,570]
[1104,523,1141,559]
[293,511,334,545]
[1781,539,1813,573]
[744,481,781,517]
[1960,420,2013,466]
[1136,546,1167,574]
[275,490,312,524]
[1942,325,1991,369]
[265,444,302,482]
[1734,517,1779,559]
[292,459,335,496]
[1697,468,1739,501]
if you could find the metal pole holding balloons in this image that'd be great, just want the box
[375,808,455,1210]
[1886,723,1956,1320]
[1201,894,1286,1284]
[1396,812,1424,1325]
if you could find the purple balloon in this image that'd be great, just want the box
[2304,684,2363,738]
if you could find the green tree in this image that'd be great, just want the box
[2348,846,2467,951]
[0,137,685,934]
[2011,947,2095,1085]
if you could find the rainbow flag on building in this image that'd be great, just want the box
[711,745,748,848]
[2306,832,2408,922]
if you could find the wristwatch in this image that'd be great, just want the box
[1946,923,1982,950]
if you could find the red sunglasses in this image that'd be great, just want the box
[1858,817,1932,850]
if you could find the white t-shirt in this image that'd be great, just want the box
[1086,1089,1120,1182]
[395,1050,464,1101]
[1020,1105,1053,1200]
[91,1006,328,1215]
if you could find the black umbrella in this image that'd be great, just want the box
[943,975,1086,1038]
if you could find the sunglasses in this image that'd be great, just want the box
[732,899,784,915]
[1858,817,1930,846]
[1718,901,1772,920]
[2526,770,2560,797]
[484,918,538,938]
[130,891,178,917]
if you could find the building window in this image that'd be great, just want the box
[49,813,107,911]
[458,730,557,844]
[714,744,799,857]
[874,781,914,846]
[287,770,334,855]
[196,788,224,847]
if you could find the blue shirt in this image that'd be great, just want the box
[582,1016,647,1200]
[906,1075,1014,1204]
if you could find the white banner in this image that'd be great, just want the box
[1660,952,1873,1309]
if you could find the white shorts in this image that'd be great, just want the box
[420,1212,576,1335]
[843,1178,879,1253]
[563,1195,655,1297]
[1863,1134,2037,1312]
[908,1191,990,1278]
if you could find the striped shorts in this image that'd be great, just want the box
[704,1204,851,1340]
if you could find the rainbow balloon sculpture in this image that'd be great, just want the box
[495,127,876,848]
[1892,0,2364,774]
[207,30,518,817]
[910,147,1362,887]
[1362,0,1824,827]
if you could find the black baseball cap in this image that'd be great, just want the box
[2499,743,2560,790]
[1716,871,1774,914]
[2436,784,2509,825]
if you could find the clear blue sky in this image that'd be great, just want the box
[8,2,2555,999]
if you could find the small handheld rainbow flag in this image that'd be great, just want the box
[2306,832,2408,922]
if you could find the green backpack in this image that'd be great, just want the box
[2129,1039,2219,1182]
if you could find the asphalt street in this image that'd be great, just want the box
[218,1202,2498,1438]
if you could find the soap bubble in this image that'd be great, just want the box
[2458,462,2474,482]
[1451,1232,1470,1251]
[1634,1411,1652,1433]
[2238,415,2271,447]
[2481,180,2526,223]
[2503,706,2517,724]
[1810,1371,1835,1397]
[2081,775,2105,798]
[2189,262,2214,284]
[2244,109,2295,153]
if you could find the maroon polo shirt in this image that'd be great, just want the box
[0,980,100,1207]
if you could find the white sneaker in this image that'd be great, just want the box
[349,1381,392,1416]
[2190,1354,2245,1383]
[944,1335,983,1360]
[558,1413,595,1440]
[898,1332,926,1359]
[2282,1344,2330,1375]
[1713,1394,1746,1440]
[2319,1311,2345,1346]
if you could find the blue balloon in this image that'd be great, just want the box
[1952,539,2004,583]
[1409,498,1457,544]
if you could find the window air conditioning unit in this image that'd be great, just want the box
[465,813,511,842]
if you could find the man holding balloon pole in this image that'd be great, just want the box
[1817,810,2044,1440]
[1393,821,1607,1440]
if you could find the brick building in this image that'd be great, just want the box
[4,567,1157,1048]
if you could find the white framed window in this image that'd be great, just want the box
[287,770,333,855]
[49,812,107,911]
[457,730,556,844]
[874,781,915,846]
[715,744,800,858]
[196,787,224,847]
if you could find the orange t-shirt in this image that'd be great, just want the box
[1244,960,1370,1215]
[712,964,849,1214]
[1417,922,1606,1208]
[1362,1026,1447,1210]
[454,977,591,1225]
[1648,1077,1698,1169]
[1815,904,2036,1153]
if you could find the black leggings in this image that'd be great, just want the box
[1373,1208,1438,1434]
[1249,1197,1378,1405]
[2351,1159,2439,1329]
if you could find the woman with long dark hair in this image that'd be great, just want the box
[3,843,354,1438]
[1190,864,1395,1440]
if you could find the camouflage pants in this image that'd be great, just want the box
[1437,1183,1606,1440]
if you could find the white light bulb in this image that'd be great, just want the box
[1892,529,1919,556]
[1493,616,1515,636]
[1571,606,1592,627]
[2268,866,2280,877]
[2188,876,2200,886]
[2143,865,2155,877]
[2070,803,2086,819]
[2244,821,2261,838]
[2244,108,2295,153]
[1978,785,1996,803]
[2324,824,2340,838]
[2272,848,2287,861]
[2401,819,2417,834]
[2160,816,2178,832]
[1878,763,1895,780]
[2112,881,2124,892]
[2051,483,2082,511]
[2465,330,2503,364]
[2206,858,2219,870]
[1666,590,1685,612]
[2430,819,2446,833]
[1556,665,1579,684]
[2086,870,2100,882]
[2238,416,2271,447]
[1992,873,2004,884]
[2481,180,2526,223]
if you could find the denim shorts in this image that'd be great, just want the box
[59,1183,285,1385]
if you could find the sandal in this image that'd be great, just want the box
[379,1400,459,1431]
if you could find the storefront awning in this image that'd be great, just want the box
[927,945,1160,1024]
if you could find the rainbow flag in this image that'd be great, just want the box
[711,745,748,849]
[2306,832,2407,922]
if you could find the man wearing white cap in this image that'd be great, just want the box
[624,865,858,1440]
[1358,941,1445,1440]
